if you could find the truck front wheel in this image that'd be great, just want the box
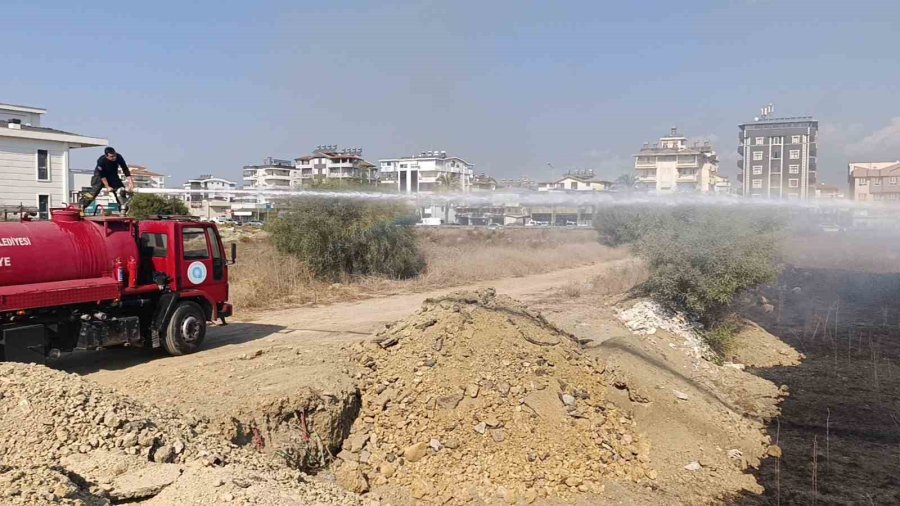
[164,301,206,355]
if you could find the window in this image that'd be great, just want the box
[753,151,763,161]
[770,136,782,145]
[755,137,764,145]
[791,135,802,144]
[37,195,50,220]
[206,228,225,280]
[789,150,800,159]
[874,178,882,186]
[788,178,799,188]
[140,233,169,258]
[752,165,763,175]
[891,177,897,185]
[771,149,781,159]
[752,179,763,189]
[182,228,209,259]
[37,150,49,181]
[570,181,577,189]
[859,178,867,186]
[789,164,800,174]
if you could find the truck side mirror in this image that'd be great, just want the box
[230,242,237,264]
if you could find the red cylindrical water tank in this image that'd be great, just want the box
[0,208,140,288]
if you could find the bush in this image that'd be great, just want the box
[596,204,783,331]
[268,198,425,281]
[128,193,189,219]
[593,204,671,246]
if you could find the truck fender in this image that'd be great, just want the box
[150,293,180,348]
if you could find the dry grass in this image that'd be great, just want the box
[229,228,631,312]
[555,258,650,300]
[229,240,363,310]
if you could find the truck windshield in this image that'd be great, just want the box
[183,229,209,260]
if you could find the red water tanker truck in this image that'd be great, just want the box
[0,206,233,363]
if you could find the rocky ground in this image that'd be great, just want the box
[0,363,364,505]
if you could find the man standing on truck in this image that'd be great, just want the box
[80,147,134,212]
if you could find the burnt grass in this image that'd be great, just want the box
[735,267,900,505]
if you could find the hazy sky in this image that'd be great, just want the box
[3,0,899,188]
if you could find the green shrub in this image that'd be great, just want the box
[268,198,425,281]
[700,321,739,363]
[596,204,783,332]
[593,204,672,246]
[128,193,189,219]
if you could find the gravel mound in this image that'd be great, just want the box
[0,363,363,505]
[338,289,652,503]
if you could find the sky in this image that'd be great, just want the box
[2,0,899,188]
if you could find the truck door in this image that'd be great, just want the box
[179,225,228,306]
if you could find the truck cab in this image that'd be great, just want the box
[0,209,233,363]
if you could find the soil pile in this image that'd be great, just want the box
[337,289,652,503]
[0,363,362,505]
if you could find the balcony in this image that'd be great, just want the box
[809,144,817,157]
[634,160,656,169]
[677,173,698,182]
[737,145,744,156]
[737,159,743,170]
[260,174,292,181]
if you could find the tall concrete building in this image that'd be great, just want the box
[633,128,719,193]
[738,106,818,199]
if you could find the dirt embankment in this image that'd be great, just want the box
[0,363,364,505]
[334,289,650,504]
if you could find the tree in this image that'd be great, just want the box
[435,173,463,192]
[128,194,189,219]
[615,173,637,191]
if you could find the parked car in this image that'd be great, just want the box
[487,223,503,230]
[211,216,235,225]
[243,221,264,227]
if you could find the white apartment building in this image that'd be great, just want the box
[243,157,299,190]
[633,128,719,193]
[183,175,237,219]
[0,102,106,218]
[295,146,377,184]
[379,151,474,193]
[538,171,612,192]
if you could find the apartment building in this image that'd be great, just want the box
[538,170,612,192]
[182,175,237,219]
[129,165,166,189]
[379,151,473,193]
[633,128,719,193]
[243,157,298,190]
[738,108,818,199]
[0,102,106,218]
[295,146,377,184]
[848,161,900,201]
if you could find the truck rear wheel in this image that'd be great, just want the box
[164,301,206,355]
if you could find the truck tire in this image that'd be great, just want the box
[163,301,206,356]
